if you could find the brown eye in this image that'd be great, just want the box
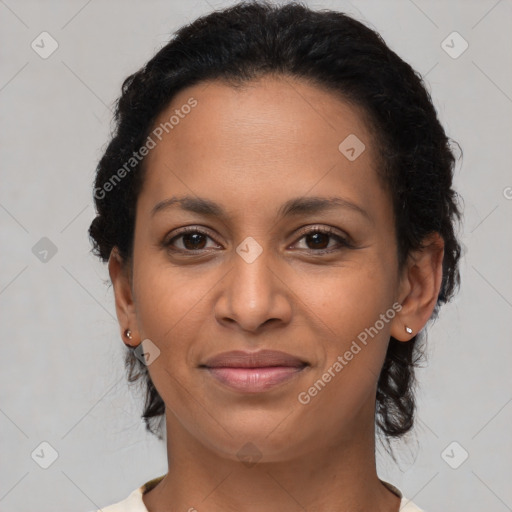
[180,232,208,250]
[293,226,352,254]
[304,231,330,250]
[164,228,220,253]
[163,225,352,255]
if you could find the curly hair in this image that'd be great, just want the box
[88,0,463,452]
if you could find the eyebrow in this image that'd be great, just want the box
[151,195,372,223]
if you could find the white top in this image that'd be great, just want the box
[92,475,426,511]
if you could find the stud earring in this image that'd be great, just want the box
[405,326,413,334]
[124,329,133,340]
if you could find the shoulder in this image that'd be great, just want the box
[88,488,144,512]
[380,479,427,512]
[93,476,426,512]
[400,499,427,512]
[90,475,165,512]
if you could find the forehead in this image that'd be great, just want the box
[139,75,386,220]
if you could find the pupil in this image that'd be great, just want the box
[184,233,206,250]
[308,232,328,249]
[181,232,330,251]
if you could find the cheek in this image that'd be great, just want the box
[301,259,394,331]
[132,255,219,371]
[131,266,203,409]
[296,269,395,427]
[299,258,397,387]
[133,241,206,323]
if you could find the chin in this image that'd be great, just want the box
[196,417,310,465]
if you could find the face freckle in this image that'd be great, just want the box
[125,74,402,463]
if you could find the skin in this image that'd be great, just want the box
[108,75,444,512]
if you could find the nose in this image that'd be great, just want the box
[214,245,293,334]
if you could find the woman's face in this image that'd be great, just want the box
[113,75,411,461]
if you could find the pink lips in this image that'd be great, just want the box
[201,350,308,393]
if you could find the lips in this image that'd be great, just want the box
[200,350,309,393]
[201,349,308,369]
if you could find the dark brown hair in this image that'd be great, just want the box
[88,0,463,456]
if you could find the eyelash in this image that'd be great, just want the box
[163,225,353,255]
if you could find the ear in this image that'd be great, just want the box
[390,232,445,342]
[108,247,140,347]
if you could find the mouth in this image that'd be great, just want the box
[199,350,309,393]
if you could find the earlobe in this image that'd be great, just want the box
[390,232,445,342]
[108,247,140,346]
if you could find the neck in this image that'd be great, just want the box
[143,399,400,512]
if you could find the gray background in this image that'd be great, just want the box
[1,0,511,511]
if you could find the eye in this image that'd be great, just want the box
[164,227,220,253]
[163,225,353,255]
[291,226,353,254]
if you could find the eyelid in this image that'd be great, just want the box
[164,225,221,250]
[163,224,354,253]
[295,224,350,241]
[290,225,353,250]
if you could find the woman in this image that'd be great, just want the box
[88,1,462,511]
